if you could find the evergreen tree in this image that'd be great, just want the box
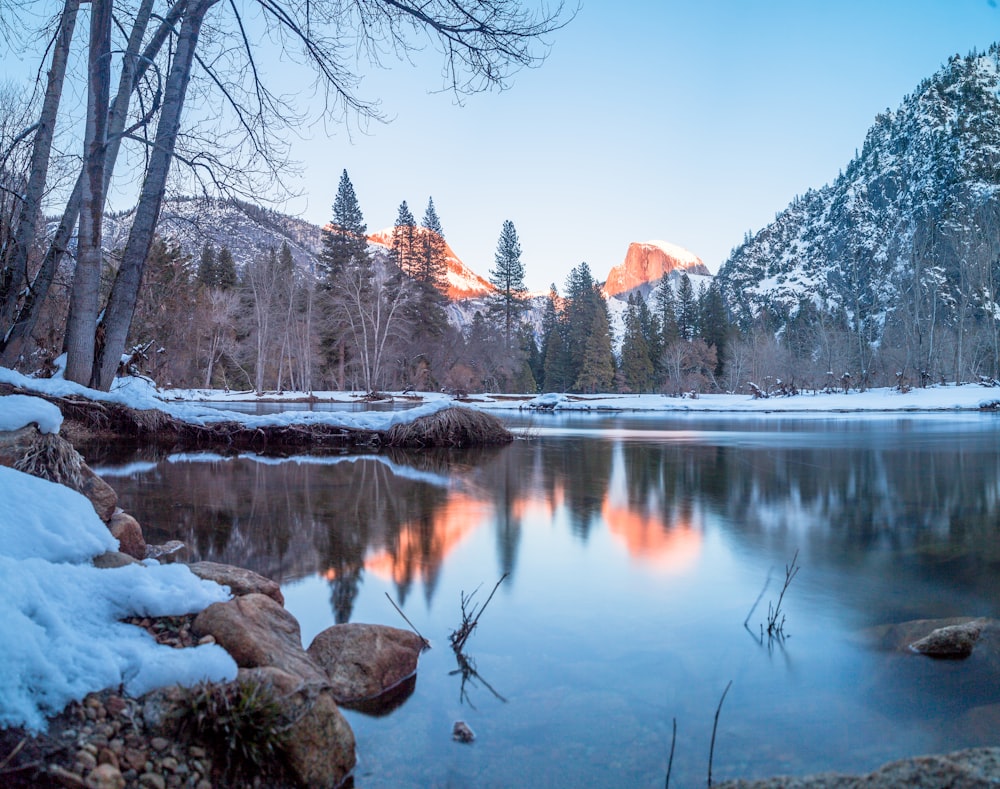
[676,272,697,341]
[488,219,528,349]
[563,262,613,389]
[574,307,615,393]
[418,197,448,292]
[655,278,679,345]
[698,280,729,377]
[197,241,217,287]
[620,292,654,391]
[391,200,418,275]
[215,246,237,291]
[319,169,368,281]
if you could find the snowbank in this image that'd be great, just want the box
[0,463,236,732]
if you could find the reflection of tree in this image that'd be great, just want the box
[543,437,612,539]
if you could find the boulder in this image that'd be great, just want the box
[861,617,989,653]
[307,623,425,703]
[75,463,118,522]
[910,619,987,659]
[145,540,187,562]
[238,667,356,789]
[714,746,1000,788]
[188,561,284,606]
[107,510,146,561]
[192,594,326,684]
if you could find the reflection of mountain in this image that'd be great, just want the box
[601,502,701,573]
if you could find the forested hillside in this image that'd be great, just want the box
[716,46,1000,388]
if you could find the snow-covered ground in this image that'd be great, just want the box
[0,396,237,732]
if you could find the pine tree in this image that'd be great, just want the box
[697,280,729,376]
[418,197,448,292]
[215,246,237,291]
[197,241,217,287]
[319,170,368,282]
[487,219,529,350]
[655,278,679,345]
[574,308,615,393]
[620,292,654,392]
[676,272,697,341]
[391,201,418,275]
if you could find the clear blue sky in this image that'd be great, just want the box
[277,0,1000,291]
[6,1,999,292]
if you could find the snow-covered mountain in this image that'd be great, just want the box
[366,227,493,299]
[602,240,708,299]
[715,46,1000,341]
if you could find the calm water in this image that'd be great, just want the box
[91,412,1000,787]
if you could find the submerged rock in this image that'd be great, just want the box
[909,620,988,659]
[307,623,426,703]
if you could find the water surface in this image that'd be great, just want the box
[94,412,1000,787]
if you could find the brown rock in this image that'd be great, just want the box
[861,617,987,652]
[85,763,126,789]
[188,561,284,606]
[48,764,87,788]
[238,667,356,789]
[76,464,118,522]
[193,594,326,684]
[307,623,425,703]
[107,511,146,561]
[91,551,139,569]
[909,619,987,659]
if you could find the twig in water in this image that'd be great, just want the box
[665,717,677,789]
[707,680,732,787]
[449,573,508,654]
[766,550,800,639]
[384,592,430,649]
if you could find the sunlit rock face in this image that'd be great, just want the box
[367,228,494,300]
[602,241,708,298]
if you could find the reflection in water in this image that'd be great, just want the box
[95,416,1000,785]
[97,418,1000,627]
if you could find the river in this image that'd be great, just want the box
[90,410,1000,787]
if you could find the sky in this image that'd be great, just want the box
[267,0,1000,291]
[5,1,1000,292]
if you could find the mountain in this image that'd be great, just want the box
[715,46,1000,367]
[367,228,493,300]
[602,240,708,298]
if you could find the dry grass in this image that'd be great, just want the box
[12,433,85,488]
[383,407,512,448]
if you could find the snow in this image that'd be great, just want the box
[0,394,63,434]
[470,384,1000,413]
[0,424,237,732]
[644,239,703,266]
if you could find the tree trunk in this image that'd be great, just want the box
[93,0,217,390]
[0,0,80,342]
[64,0,112,385]
[0,0,180,367]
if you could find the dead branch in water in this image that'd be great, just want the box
[664,717,677,789]
[766,550,800,639]
[449,650,508,709]
[707,680,732,787]
[384,592,430,649]
[449,573,508,654]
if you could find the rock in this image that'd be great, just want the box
[137,773,166,789]
[48,763,87,788]
[861,617,989,652]
[187,561,284,606]
[107,510,146,561]
[238,667,356,789]
[145,540,186,562]
[452,721,475,743]
[910,619,987,659]
[602,240,709,298]
[714,746,1000,788]
[84,763,126,789]
[307,623,426,703]
[193,594,326,684]
[76,464,119,522]
[91,551,140,569]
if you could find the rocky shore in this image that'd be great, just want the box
[0,422,426,788]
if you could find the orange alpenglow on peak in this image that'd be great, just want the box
[602,240,710,298]
[366,227,494,301]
